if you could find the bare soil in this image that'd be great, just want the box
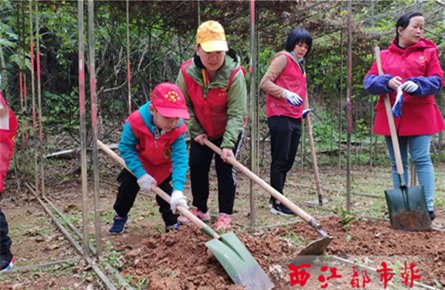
[1,149,444,289]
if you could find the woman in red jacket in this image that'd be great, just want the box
[260,28,312,216]
[364,11,444,220]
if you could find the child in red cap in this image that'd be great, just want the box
[0,90,17,271]
[110,83,190,234]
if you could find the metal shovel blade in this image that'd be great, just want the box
[205,232,274,290]
[385,185,432,231]
[290,236,333,265]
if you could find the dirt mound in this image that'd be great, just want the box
[121,217,445,289]
[275,216,445,285]
[121,226,296,289]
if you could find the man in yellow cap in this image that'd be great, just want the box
[176,21,247,230]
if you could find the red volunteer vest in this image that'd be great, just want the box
[126,110,187,184]
[181,59,245,138]
[266,52,307,119]
[366,39,445,136]
[0,92,18,194]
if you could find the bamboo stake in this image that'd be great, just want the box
[29,0,39,195]
[78,0,89,258]
[346,0,352,211]
[35,0,45,197]
[126,0,131,115]
[249,0,256,231]
[338,27,344,172]
[22,1,30,177]
[88,0,102,258]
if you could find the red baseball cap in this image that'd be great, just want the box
[151,83,190,119]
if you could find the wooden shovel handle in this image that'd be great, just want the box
[97,140,220,239]
[374,47,404,176]
[304,94,323,204]
[203,138,319,227]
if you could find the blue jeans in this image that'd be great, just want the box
[385,135,435,211]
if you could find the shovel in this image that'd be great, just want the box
[97,140,274,290]
[375,47,432,231]
[304,94,325,205]
[203,139,333,265]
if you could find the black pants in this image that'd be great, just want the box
[113,169,178,226]
[0,195,12,258]
[190,134,242,214]
[268,116,302,202]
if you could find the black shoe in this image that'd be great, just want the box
[429,211,435,221]
[270,203,295,217]
[0,251,15,272]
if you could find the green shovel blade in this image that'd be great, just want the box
[385,185,432,231]
[205,231,274,290]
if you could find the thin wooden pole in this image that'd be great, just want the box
[126,0,131,115]
[197,0,200,26]
[88,0,102,258]
[338,28,344,172]
[346,0,352,211]
[29,0,39,195]
[439,59,443,162]
[35,0,45,197]
[22,1,30,177]
[78,0,89,258]
[249,0,256,231]
[370,0,375,169]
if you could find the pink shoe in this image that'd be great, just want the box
[214,213,231,231]
[179,206,210,225]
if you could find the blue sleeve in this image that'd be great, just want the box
[364,74,395,95]
[170,132,189,191]
[119,122,147,179]
[407,76,443,97]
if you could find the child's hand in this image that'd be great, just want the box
[194,133,208,146]
[137,174,157,191]
[221,148,234,162]
[170,190,188,214]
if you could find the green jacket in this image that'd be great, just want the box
[176,54,247,149]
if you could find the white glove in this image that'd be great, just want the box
[137,174,157,191]
[282,90,303,107]
[401,81,419,93]
[170,190,188,214]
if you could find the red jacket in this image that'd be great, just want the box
[0,91,18,194]
[366,38,445,136]
[266,52,307,119]
[181,59,245,138]
[125,110,187,185]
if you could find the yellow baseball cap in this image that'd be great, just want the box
[196,21,228,52]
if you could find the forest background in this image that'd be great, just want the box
[1,0,445,170]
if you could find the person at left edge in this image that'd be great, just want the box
[0,90,17,272]
[109,83,190,234]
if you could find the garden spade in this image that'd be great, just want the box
[97,140,274,290]
[203,139,333,265]
[375,47,432,231]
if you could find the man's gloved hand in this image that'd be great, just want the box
[170,190,188,214]
[137,174,157,191]
[302,109,312,119]
[401,80,419,93]
[392,86,404,118]
[282,90,303,107]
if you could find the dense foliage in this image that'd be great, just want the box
[0,0,444,153]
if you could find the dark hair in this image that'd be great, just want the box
[285,28,312,57]
[193,45,238,69]
[395,11,423,41]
